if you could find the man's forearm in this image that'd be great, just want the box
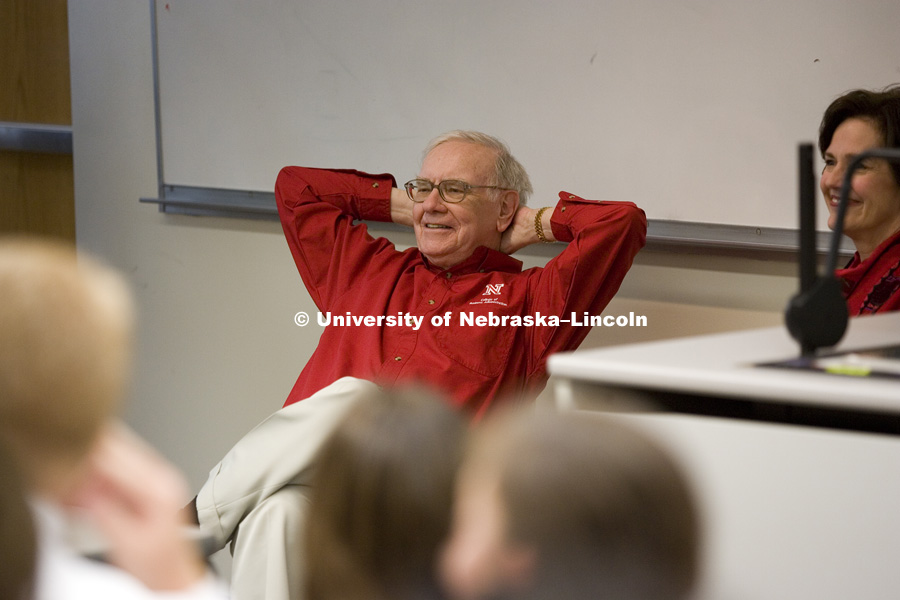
[500,205,556,255]
[390,187,414,227]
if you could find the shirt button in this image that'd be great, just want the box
[446,272,452,279]
[428,299,435,305]
[561,206,566,212]
[372,182,380,188]
[394,356,402,361]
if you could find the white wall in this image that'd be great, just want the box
[71,2,900,598]
[69,1,792,487]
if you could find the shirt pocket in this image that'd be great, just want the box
[434,306,517,378]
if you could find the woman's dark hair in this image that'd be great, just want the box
[0,441,36,600]
[818,84,900,185]
[304,386,466,600]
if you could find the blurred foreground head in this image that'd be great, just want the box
[306,385,468,600]
[0,238,134,497]
[442,407,701,600]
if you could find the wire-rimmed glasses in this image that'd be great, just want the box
[404,179,510,203]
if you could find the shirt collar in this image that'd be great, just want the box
[838,227,900,289]
[840,228,900,271]
[419,246,523,275]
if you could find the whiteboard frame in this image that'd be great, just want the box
[140,0,854,259]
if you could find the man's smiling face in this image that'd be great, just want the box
[412,141,515,269]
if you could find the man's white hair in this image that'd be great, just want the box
[423,130,533,206]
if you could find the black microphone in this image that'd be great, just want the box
[785,145,900,357]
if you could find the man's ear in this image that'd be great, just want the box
[496,190,520,233]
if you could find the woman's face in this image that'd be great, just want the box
[820,117,900,259]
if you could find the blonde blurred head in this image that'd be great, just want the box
[0,237,134,496]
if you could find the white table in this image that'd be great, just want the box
[548,313,900,598]
[548,312,900,434]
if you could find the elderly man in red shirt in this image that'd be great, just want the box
[193,131,646,600]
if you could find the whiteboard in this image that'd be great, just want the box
[153,0,900,231]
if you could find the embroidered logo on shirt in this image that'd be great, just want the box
[470,283,508,307]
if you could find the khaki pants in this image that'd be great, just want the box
[196,377,377,600]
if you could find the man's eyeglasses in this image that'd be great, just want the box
[404,179,510,204]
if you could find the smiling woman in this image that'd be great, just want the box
[819,85,900,316]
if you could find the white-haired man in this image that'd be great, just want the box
[194,131,647,599]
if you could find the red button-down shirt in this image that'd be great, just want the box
[276,167,646,417]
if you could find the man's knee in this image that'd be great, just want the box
[228,486,310,599]
[232,485,311,552]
